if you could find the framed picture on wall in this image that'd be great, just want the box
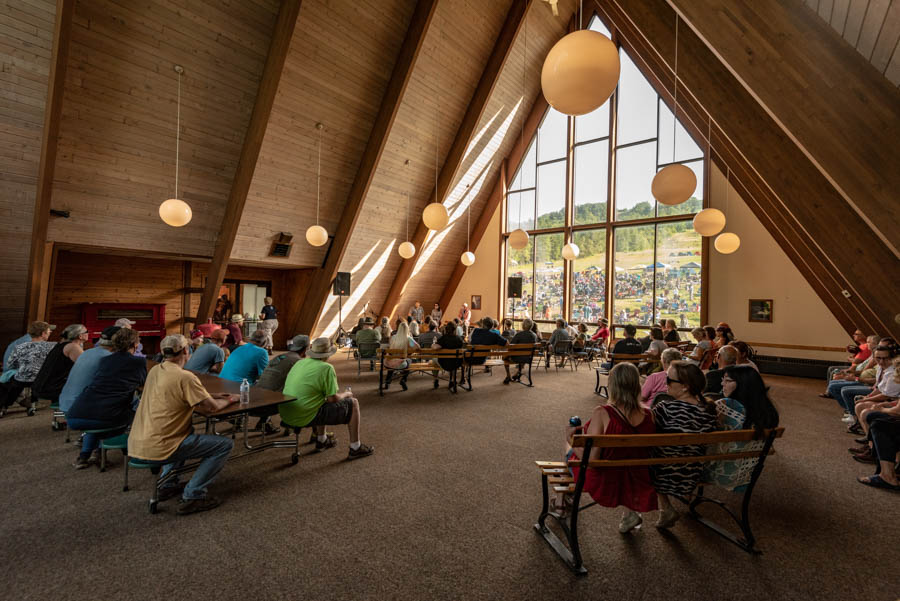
[748,299,773,323]
[471,295,482,311]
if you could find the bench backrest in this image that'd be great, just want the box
[379,348,462,361]
[609,353,656,365]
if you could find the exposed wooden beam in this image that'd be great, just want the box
[380,0,535,322]
[195,0,303,325]
[24,0,75,325]
[290,0,439,336]
[438,92,548,311]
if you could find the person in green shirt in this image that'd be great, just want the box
[279,337,374,460]
[355,317,382,371]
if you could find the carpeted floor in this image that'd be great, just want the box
[0,358,897,601]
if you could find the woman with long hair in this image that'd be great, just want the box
[384,321,419,391]
[703,365,779,490]
[731,340,759,371]
[563,363,657,532]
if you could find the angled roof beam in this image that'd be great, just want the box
[195,0,303,324]
[24,0,76,325]
[380,0,535,322]
[290,0,440,336]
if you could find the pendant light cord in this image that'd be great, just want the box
[466,185,471,250]
[175,67,181,199]
[518,6,526,231]
[405,159,410,241]
[672,16,678,162]
[725,165,730,217]
[316,124,322,225]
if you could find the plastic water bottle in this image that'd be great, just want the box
[345,385,352,394]
[240,379,250,405]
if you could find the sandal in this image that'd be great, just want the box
[857,474,900,491]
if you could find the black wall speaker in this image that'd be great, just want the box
[507,276,523,299]
[333,272,351,296]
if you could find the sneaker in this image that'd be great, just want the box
[315,436,337,452]
[347,443,375,460]
[158,482,187,502]
[655,507,680,529]
[400,380,408,391]
[177,496,221,515]
[618,511,642,533]
[841,413,855,423]
[87,449,101,465]
[73,456,91,470]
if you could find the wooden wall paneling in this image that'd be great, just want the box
[195,0,303,325]
[181,260,192,334]
[24,0,74,326]
[289,0,439,336]
[378,0,534,322]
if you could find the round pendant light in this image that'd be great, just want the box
[399,159,416,259]
[399,241,416,259]
[461,251,475,266]
[541,30,619,116]
[509,228,529,250]
[159,198,192,227]
[652,164,697,206]
[460,184,475,266]
[160,65,192,227]
[562,242,580,261]
[714,232,741,254]
[423,202,449,230]
[306,224,328,247]
[692,207,725,236]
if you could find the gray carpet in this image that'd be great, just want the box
[0,359,896,601]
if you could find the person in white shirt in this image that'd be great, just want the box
[852,347,899,435]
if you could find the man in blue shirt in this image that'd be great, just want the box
[468,317,508,376]
[184,329,227,374]
[59,326,120,414]
[219,329,269,383]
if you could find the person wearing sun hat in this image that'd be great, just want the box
[280,337,374,460]
[189,329,204,352]
[225,314,244,350]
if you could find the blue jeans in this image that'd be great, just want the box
[66,416,129,459]
[158,434,234,500]
[839,386,872,413]
[827,380,863,408]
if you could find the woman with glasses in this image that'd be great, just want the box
[703,366,780,491]
[650,361,717,528]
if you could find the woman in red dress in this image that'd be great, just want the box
[566,362,657,533]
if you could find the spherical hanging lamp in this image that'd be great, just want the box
[652,164,697,206]
[714,232,741,254]
[305,224,328,247]
[423,202,449,230]
[398,159,416,259]
[461,251,475,266]
[159,198,192,227]
[399,241,416,259]
[460,184,475,267]
[562,242,580,261]
[541,30,620,116]
[509,228,529,250]
[692,208,725,236]
[159,65,192,227]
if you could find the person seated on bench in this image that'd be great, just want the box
[32,324,89,405]
[469,317,508,375]
[59,326,119,415]
[704,345,738,396]
[825,328,870,384]
[219,329,269,384]
[565,362,657,533]
[856,389,900,491]
[249,334,310,436]
[67,328,147,469]
[683,327,711,367]
[355,318,382,369]
[641,348,682,405]
[378,317,391,344]
[731,340,759,372]
[280,337,374,459]
[820,335,880,400]
[662,319,680,343]
[2,321,56,412]
[128,334,238,515]
[430,322,464,386]
[704,326,720,354]
[590,318,609,349]
[184,329,228,374]
[639,327,667,374]
[384,321,419,391]
[599,324,643,369]
[703,365,780,491]
[846,347,899,443]
[501,318,516,341]
[651,360,717,528]
[714,323,735,349]
[416,319,439,351]
[502,318,538,384]
[547,319,572,368]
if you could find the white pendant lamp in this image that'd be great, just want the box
[423,42,449,231]
[398,159,416,259]
[652,17,696,207]
[159,65,192,227]
[714,166,741,254]
[509,13,530,251]
[541,1,619,116]
[306,122,329,247]
[693,208,726,236]
[460,185,475,267]
[562,241,580,261]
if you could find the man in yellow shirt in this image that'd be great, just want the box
[128,334,238,515]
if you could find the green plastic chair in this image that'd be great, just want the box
[99,432,129,475]
[48,401,70,443]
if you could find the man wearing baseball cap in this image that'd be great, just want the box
[250,334,310,435]
[280,337,373,459]
[59,326,121,415]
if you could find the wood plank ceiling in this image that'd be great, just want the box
[803,0,900,86]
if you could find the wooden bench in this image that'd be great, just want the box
[594,353,661,395]
[461,344,538,390]
[377,348,463,395]
[534,427,786,574]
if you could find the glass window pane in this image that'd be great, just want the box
[570,229,606,324]
[510,140,536,191]
[534,233,564,321]
[588,15,612,38]
[506,190,535,232]
[574,140,608,225]
[657,160,703,218]
[537,108,567,163]
[536,161,566,228]
[654,222,702,328]
[506,237,534,318]
[658,99,703,164]
[614,141,656,221]
[616,50,658,145]
[613,225,655,326]
[575,103,609,143]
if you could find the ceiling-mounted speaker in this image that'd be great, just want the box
[270,232,293,258]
